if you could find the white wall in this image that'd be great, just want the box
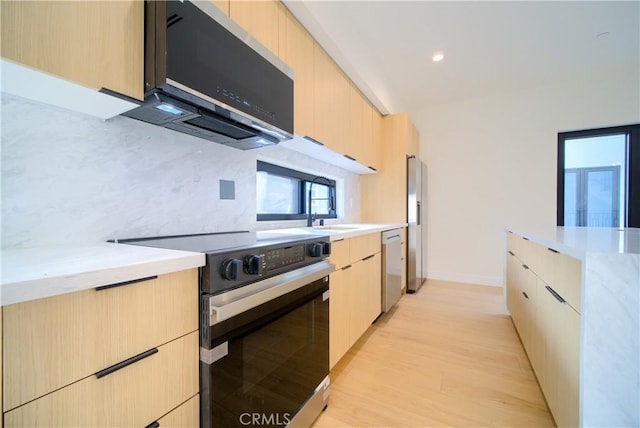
[411,66,640,286]
[1,94,360,249]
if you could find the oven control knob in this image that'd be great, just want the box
[220,258,242,281]
[322,241,332,256]
[244,254,265,275]
[308,242,323,258]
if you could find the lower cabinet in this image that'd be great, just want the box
[4,332,199,427]
[536,278,580,428]
[506,232,580,427]
[2,268,199,427]
[329,233,382,369]
[157,395,200,427]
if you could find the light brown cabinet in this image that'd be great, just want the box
[229,0,284,57]
[313,43,350,154]
[2,269,199,427]
[506,232,580,428]
[211,0,229,16]
[329,233,382,369]
[0,1,144,101]
[280,9,315,138]
[4,333,198,428]
[361,113,419,223]
[157,394,200,427]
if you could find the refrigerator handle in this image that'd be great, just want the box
[417,201,421,226]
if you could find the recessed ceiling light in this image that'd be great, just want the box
[432,51,444,62]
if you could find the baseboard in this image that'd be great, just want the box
[426,271,503,288]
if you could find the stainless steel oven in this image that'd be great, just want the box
[119,232,332,428]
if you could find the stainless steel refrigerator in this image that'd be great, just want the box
[407,155,426,293]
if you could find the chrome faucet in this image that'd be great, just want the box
[306,176,333,227]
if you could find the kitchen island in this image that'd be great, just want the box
[506,227,639,427]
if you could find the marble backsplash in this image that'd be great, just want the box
[1,94,361,249]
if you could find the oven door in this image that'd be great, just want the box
[200,261,333,428]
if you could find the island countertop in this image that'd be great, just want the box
[506,226,640,259]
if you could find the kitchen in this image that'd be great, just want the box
[1,1,639,427]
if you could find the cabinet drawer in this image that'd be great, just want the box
[329,239,350,270]
[3,269,198,411]
[4,331,199,428]
[155,394,199,427]
[506,232,521,256]
[540,248,582,312]
[349,233,381,263]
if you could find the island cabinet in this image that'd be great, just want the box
[2,269,200,427]
[329,233,382,369]
[506,232,580,428]
[0,1,143,101]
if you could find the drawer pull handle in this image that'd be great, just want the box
[342,264,352,270]
[508,251,515,256]
[545,285,566,304]
[95,275,157,291]
[522,264,529,270]
[145,422,160,428]
[522,237,529,241]
[522,291,529,299]
[547,248,560,254]
[95,348,158,379]
[362,255,375,261]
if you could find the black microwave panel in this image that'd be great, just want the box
[164,1,293,133]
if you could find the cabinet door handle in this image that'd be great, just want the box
[547,248,560,254]
[508,251,515,256]
[522,264,529,270]
[522,291,529,299]
[145,422,160,428]
[95,275,157,291]
[95,348,158,379]
[545,285,566,303]
[362,254,375,261]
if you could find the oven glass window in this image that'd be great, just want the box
[209,290,329,427]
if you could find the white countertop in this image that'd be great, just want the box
[257,223,407,242]
[0,223,405,306]
[507,226,640,259]
[1,242,205,306]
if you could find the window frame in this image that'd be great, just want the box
[257,161,337,222]
[557,124,640,227]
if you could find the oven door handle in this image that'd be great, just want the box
[206,260,335,325]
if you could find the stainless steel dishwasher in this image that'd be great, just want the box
[382,229,402,312]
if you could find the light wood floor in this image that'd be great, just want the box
[313,280,555,427]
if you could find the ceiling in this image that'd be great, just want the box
[283,1,640,115]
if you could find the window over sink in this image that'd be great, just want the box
[257,161,337,222]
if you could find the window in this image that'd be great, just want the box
[257,161,337,221]
[557,124,640,228]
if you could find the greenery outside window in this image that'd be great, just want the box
[257,161,337,222]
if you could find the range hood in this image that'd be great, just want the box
[123,1,294,150]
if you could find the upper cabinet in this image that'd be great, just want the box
[280,10,315,139]
[228,0,285,58]
[211,0,229,16]
[0,1,143,101]
[361,113,419,223]
[311,43,349,154]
